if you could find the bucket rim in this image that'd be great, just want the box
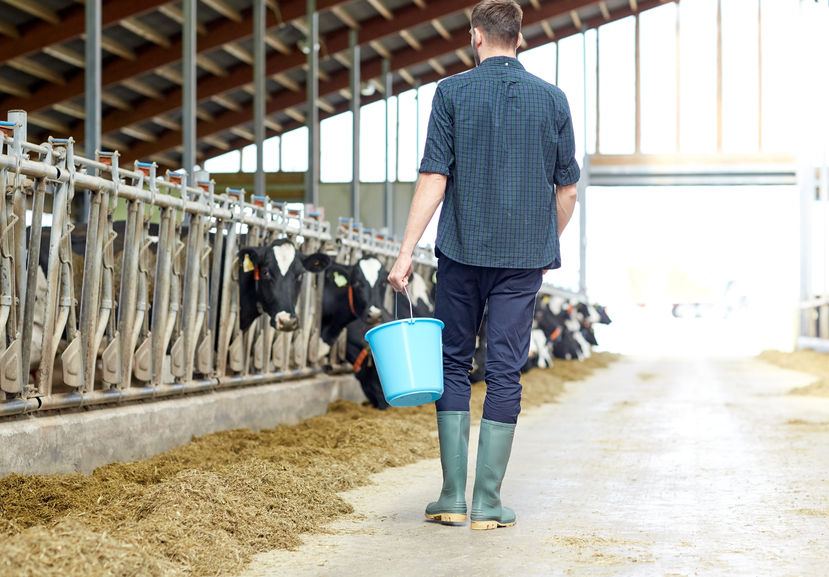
[365,317,445,340]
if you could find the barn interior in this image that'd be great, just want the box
[0,1,828,576]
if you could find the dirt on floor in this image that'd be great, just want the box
[759,350,829,397]
[0,353,617,577]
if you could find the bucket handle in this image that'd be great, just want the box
[394,286,415,323]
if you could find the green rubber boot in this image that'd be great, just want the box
[424,411,470,525]
[470,418,517,530]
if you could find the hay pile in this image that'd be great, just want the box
[0,354,616,577]
[759,350,829,397]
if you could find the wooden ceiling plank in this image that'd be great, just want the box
[223,43,255,65]
[43,45,85,67]
[2,0,60,24]
[121,17,172,49]
[202,0,243,22]
[7,56,65,85]
[367,0,393,20]
[121,78,164,100]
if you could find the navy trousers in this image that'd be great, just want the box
[434,253,543,424]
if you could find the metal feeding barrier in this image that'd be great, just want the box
[0,111,331,417]
[0,109,586,418]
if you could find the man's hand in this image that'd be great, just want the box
[388,252,413,292]
[556,182,578,237]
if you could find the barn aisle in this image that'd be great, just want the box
[240,357,829,577]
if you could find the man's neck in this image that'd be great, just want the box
[478,50,517,63]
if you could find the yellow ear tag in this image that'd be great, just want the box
[333,271,348,288]
[243,254,255,273]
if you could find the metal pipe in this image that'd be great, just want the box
[183,0,197,175]
[350,28,361,220]
[382,59,393,233]
[0,154,331,239]
[84,0,101,221]
[254,0,266,197]
[306,0,320,205]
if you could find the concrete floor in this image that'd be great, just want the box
[240,357,829,577]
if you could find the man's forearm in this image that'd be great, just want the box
[399,173,447,255]
[556,183,578,237]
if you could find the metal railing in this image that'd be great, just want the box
[0,111,332,417]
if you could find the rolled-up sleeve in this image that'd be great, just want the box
[554,96,580,186]
[419,85,454,176]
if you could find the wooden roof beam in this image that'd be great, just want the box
[367,0,394,20]
[0,19,18,39]
[7,56,65,85]
[223,43,255,65]
[202,0,243,22]
[0,0,170,63]
[0,0,345,113]
[121,17,172,49]
[2,0,59,24]
[43,45,84,67]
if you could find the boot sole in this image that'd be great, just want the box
[470,519,516,531]
[424,512,467,525]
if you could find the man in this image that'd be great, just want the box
[388,0,580,531]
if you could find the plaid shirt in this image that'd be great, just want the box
[420,56,580,269]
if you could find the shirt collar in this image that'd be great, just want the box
[478,55,524,70]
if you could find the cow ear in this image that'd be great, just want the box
[329,266,350,288]
[238,247,261,274]
[301,252,331,273]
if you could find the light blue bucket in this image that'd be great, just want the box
[365,290,444,407]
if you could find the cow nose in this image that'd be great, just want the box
[366,306,382,324]
[275,312,299,332]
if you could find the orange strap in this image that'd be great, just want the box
[353,348,370,373]
[253,266,260,281]
[347,285,358,317]
[549,326,562,341]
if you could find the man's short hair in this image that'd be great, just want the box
[470,0,523,49]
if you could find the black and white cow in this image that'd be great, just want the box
[318,256,393,409]
[237,239,331,332]
[321,256,390,336]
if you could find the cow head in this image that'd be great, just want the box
[238,239,331,332]
[323,256,389,327]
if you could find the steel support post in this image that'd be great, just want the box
[83,0,101,220]
[183,0,197,175]
[350,29,361,220]
[254,0,266,197]
[382,59,393,234]
[306,0,320,206]
[579,33,589,297]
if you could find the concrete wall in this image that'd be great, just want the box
[0,375,366,475]
[320,182,416,234]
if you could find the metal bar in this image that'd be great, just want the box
[579,33,589,297]
[0,152,330,237]
[675,0,680,152]
[414,81,420,171]
[306,0,320,205]
[183,0,197,175]
[383,58,393,233]
[0,368,322,418]
[350,28,361,219]
[254,0,266,196]
[84,0,101,220]
[595,32,600,154]
[634,14,641,154]
[757,0,763,151]
[715,0,722,153]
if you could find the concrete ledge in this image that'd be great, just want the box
[0,375,366,475]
